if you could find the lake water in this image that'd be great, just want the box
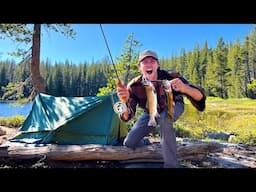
[0,102,32,117]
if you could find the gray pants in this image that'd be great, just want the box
[123,102,184,168]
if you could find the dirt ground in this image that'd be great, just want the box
[1,126,256,169]
[0,126,18,145]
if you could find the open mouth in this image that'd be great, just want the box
[146,69,153,74]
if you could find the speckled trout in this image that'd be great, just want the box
[162,80,174,121]
[142,77,160,127]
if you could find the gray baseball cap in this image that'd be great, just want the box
[138,50,158,62]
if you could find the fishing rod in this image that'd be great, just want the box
[99,24,127,115]
[99,24,121,82]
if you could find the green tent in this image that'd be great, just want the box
[10,93,127,145]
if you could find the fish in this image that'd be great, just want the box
[162,80,174,121]
[142,77,160,127]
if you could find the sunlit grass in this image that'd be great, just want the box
[0,116,25,128]
[175,97,256,145]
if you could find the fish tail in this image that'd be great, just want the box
[148,117,157,127]
[167,112,173,121]
[166,91,174,121]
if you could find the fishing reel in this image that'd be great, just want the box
[113,101,127,114]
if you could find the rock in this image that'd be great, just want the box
[0,127,7,136]
[205,131,231,141]
[228,135,236,143]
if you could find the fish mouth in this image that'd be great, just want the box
[142,76,150,86]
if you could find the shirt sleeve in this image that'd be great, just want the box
[171,73,206,111]
[184,84,206,111]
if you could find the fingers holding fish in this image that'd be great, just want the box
[170,78,185,92]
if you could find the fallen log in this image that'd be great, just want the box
[0,141,223,161]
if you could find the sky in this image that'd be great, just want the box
[0,24,254,64]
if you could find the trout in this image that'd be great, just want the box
[162,80,174,121]
[142,77,160,127]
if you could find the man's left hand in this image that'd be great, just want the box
[170,78,187,93]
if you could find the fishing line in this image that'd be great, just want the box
[99,24,120,82]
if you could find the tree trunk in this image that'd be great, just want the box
[31,24,45,94]
[0,142,223,161]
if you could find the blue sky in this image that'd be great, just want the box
[0,24,254,64]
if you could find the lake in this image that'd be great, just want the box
[0,102,32,117]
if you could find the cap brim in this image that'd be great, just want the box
[139,55,158,62]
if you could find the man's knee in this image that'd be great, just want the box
[123,137,136,149]
[123,137,149,148]
[173,102,185,121]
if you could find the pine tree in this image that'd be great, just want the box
[97,33,141,96]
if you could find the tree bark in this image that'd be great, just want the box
[0,142,223,161]
[31,24,45,94]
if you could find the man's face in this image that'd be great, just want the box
[139,57,159,80]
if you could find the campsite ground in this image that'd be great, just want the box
[0,126,17,145]
[1,126,256,169]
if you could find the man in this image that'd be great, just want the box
[116,49,206,168]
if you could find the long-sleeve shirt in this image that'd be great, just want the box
[120,69,206,122]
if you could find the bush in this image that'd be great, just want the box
[0,115,25,128]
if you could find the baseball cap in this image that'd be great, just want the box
[138,50,158,62]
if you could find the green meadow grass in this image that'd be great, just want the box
[0,115,25,128]
[175,97,256,145]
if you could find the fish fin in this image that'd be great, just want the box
[155,112,160,118]
[167,113,173,121]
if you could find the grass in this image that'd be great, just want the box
[175,97,256,145]
[0,116,25,128]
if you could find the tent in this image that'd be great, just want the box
[10,93,127,145]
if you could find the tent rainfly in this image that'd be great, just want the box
[10,93,127,145]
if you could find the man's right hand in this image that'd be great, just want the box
[116,80,129,103]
